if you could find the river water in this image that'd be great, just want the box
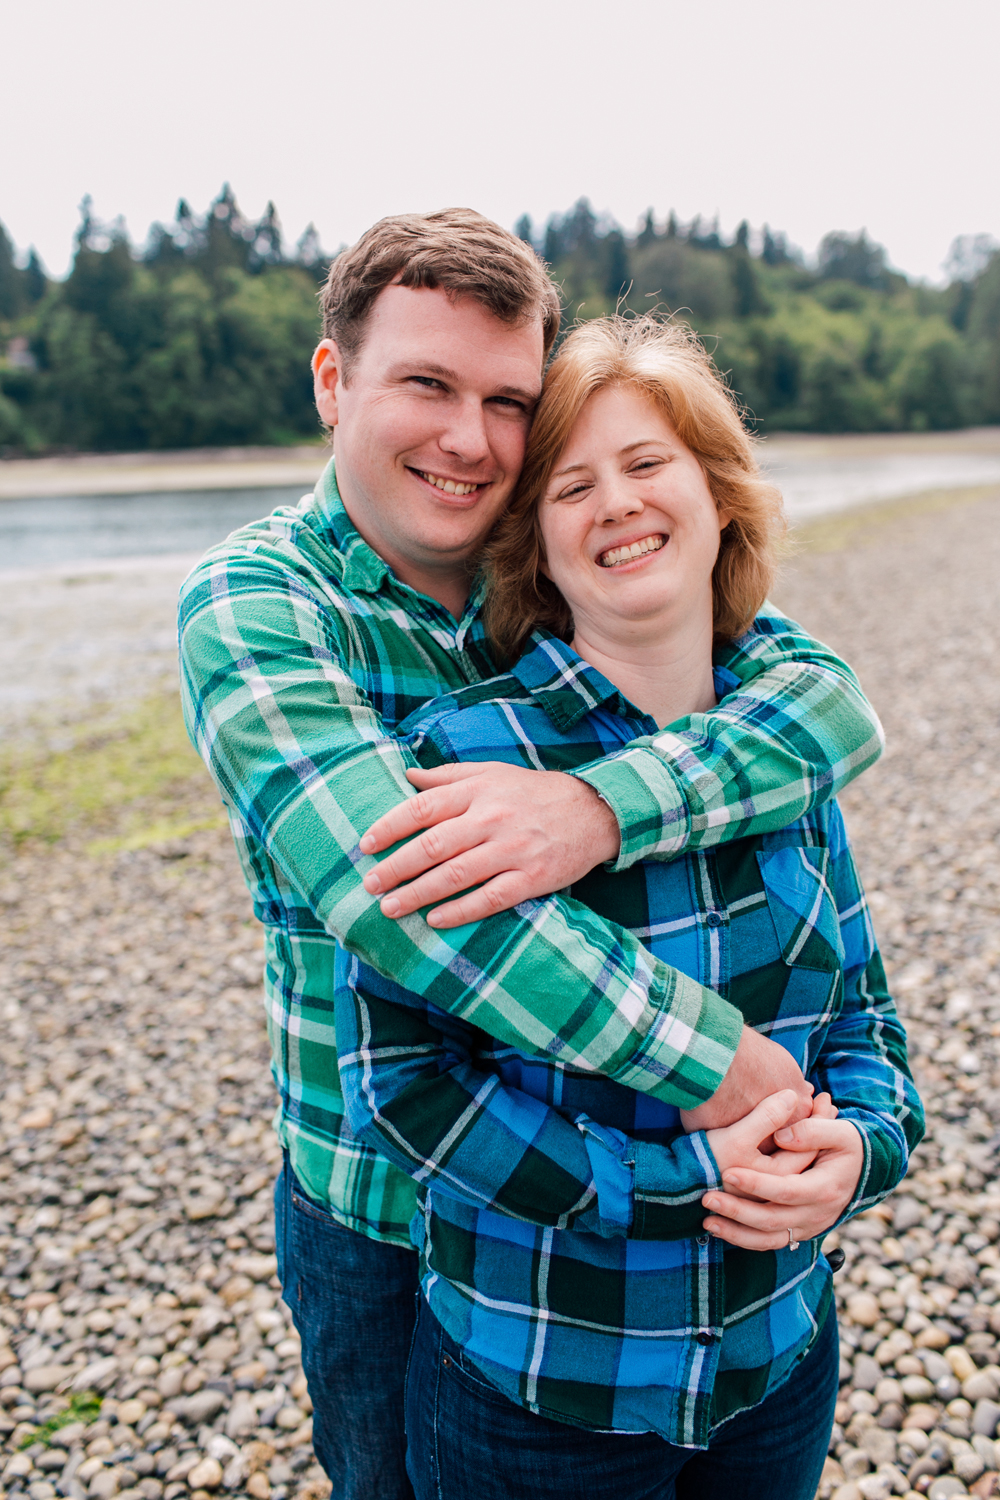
[3,448,1000,573]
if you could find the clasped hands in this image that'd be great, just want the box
[358,762,864,1248]
[685,1084,864,1251]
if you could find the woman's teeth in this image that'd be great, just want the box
[599,535,665,568]
[418,471,480,497]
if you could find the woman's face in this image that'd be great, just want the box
[538,385,728,646]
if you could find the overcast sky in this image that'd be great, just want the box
[2,0,997,282]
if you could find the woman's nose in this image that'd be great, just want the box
[596,479,643,524]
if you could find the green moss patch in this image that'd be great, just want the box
[0,691,223,850]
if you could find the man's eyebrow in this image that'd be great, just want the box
[389,361,541,404]
[551,439,667,478]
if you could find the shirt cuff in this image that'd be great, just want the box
[632,1131,722,1240]
[573,749,689,871]
[830,1110,904,1228]
[610,973,744,1110]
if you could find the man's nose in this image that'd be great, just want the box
[439,398,491,466]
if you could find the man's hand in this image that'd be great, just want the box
[680,1025,814,1134]
[359,763,621,927]
[701,1114,864,1250]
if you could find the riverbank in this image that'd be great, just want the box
[0,447,328,501]
[1,484,999,1500]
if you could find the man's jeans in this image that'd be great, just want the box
[405,1293,839,1500]
[274,1154,419,1500]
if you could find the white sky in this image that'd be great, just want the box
[2,0,998,283]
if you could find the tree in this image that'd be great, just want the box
[295,223,327,282]
[24,249,46,304]
[250,202,284,270]
[637,209,657,248]
[818,231,888,289]
[761,226,792,266]
[731,249,766,318]
[0,220,24,320]
[604,230,630,301]
[542,216,563,266]
[514,214,534,248]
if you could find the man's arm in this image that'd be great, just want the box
[179,543,759,1111]
[358,609,883,926]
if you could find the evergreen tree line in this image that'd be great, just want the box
[1,190,999,453]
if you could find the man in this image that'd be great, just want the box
[179,208,882,1500]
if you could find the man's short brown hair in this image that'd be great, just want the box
[319,208,561,374]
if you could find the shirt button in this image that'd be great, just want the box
[696,1330,714,1346]
[706,911,724,928]
[696,1234,710,1246]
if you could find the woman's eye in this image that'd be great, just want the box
[555,481,590,502]
[629,457,663,475]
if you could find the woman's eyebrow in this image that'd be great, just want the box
[551,439,666,478]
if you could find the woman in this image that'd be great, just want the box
[336,316,923,1499]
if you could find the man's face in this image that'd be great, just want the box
[313,286,545,599]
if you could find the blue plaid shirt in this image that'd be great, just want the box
[336,633,923,1446]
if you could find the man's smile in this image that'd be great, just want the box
[411,467,489,499]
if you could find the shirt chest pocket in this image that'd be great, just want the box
[756,846,844,974]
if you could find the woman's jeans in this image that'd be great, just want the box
[274,1153,419,1500]
[405,1294,839,1500]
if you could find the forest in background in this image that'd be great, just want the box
[1,188,999,453]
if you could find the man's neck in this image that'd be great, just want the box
[337,491,472,619]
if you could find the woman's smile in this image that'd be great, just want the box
[597,532,666,568]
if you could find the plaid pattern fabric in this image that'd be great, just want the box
[337,633,923,1444]
[178,457,886,1248]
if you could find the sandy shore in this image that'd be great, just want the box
[1,484,1000,1499]
[2,429,1000,502]
[0,447,328,501]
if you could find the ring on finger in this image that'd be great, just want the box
[786,1227,801,1252]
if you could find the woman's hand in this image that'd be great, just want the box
[704,1089,820,1181]
[701,1112,864,1250]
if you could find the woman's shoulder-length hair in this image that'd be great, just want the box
[482,314,786,667]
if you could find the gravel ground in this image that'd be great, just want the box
[1,484,1000,1500]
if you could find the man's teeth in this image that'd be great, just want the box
[599,536,665,568]
[419,471,480,496]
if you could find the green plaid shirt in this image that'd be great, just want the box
[178,458,884,1247]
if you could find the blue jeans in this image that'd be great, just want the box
[274,1154,420,1500]
[405,1294,839,1500]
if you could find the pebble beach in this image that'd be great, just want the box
[1,481,1000,1500]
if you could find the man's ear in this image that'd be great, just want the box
[313,339,345,428]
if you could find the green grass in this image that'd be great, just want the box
[0,691,224,851]
[19,1392,103,1447]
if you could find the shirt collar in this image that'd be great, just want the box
[511,633,634,732]
[311,456,488,619]
[312,457,391,594]
[511,630,745,734]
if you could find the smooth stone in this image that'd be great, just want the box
[23,1365,72,1393]
[178,1390,226,1425]
[974,1401,1000,1437]
[185,1459,222,1492]
[854,1355,883,1392]
[928,1478,970,1499]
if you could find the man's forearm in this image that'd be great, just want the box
[574,612,883,870]
[180,561,742,1109]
